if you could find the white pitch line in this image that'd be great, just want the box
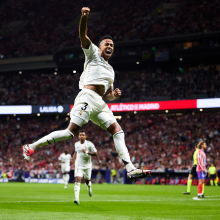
[205,195,220,197]
[193,197,201,201]
[83,200,163,202]
[0,200,161,203]
[193,197,220,201]
[3,198,220,203]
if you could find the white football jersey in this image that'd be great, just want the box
[75,140,97,169]
[58,153,71,166]
[79,43,115,94]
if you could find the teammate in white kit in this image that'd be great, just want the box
[58,149,71,189]
[22,7,151,180]
[72,130,97,205]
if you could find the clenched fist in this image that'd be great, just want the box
[81,7,90,17]
[114,88,121,98]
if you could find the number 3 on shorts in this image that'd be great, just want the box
[81,102,88,110]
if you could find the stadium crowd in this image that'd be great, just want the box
[148,0,220,38]
[0,72,77,105]
[0,112,220,179]
[0,0,220,58]
[0,0,157,58]
[0,66,219,105]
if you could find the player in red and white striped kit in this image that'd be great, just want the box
[196,141,207,198]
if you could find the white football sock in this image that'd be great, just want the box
[74,182,81,200]
[63,174,66,184]
[66,174,70,186]
[113,131,136,172]
[87,181,91,189]
[29,129,74,150]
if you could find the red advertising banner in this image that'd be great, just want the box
[70,99,197,112]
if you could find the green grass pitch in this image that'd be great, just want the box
[0,183,220,220]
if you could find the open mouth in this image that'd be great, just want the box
[106,49,111,55]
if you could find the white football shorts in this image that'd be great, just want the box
[61,165,70,173]
[74,167,92,180]
[70,88,116,130]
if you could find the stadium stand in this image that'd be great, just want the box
[0,112,220,177]
[0,0,220,58]
[0,65,219,105]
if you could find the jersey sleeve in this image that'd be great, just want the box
[82,43,98,60]
[89,142,97,153]
[58,154,63,161]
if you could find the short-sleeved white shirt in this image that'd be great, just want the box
[75,140,97,169]
[58,153,71,167]
[79,43,115,94]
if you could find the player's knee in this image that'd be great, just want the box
[67,123,81,135]
[75,177,81,183]
[107,122,122,135]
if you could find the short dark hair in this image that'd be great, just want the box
[79,130,86,134]
[98,35,113,46]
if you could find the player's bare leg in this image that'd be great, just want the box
[22,122,80,162]
[85,179,92,197]
[107,122,151,179]
[74,176,82,205]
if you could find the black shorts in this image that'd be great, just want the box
[190,165,197,177]
[210,174,216,179]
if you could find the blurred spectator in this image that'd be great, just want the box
[164,164,169,185]
[2,172,7,179]
[16,166,25,182]
[175,176,180,185]
[155,177,160,185]
[96,171,102,184]
[111,168,117,184]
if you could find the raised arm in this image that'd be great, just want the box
[79,7,91,49]
[106,86,121,101]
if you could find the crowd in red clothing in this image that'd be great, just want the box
[0,112,220,178]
